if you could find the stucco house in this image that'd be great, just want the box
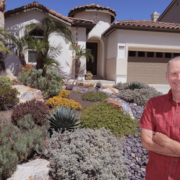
[4,0,180,84]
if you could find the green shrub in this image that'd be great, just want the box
[114,81,162,106]
[46,106,81,133]
[0,117,49,179]
[0,87,19,110]
[82,91,109,102]
[43,128,130,180]
[81,102,139,137]
[12,99,50,127]
[117,86,162,106]
[113,81,149,91]
[0,76,13,88]
[18,68,62,98]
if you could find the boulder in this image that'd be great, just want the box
[12,85,44,103]
[100,85,119,94]
[6,69,18,82]
[8,159,50,180]
[106,98,134,119]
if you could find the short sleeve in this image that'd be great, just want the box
[138,100,155,131]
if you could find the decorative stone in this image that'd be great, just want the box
[12,85,44,103]
[8,159,50,180]
[100,85,119,94]
[106,98,134,119]
[6,69,18,83]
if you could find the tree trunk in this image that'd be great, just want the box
[0,51,5,75]
[19,52,26,66]
[75,58,81,78]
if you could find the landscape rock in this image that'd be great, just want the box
[12,85,44,103]
[106,98,134,119]
[6,69,18,84]
[100,85,119,94]
[8,159,50,180]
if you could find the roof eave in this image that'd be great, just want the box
[71,23,95,28]
[103,24,180,36]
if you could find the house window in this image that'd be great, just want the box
[156,52,163,58]
[147,52,154,57]
[138,51,145,57]
[165,53,171,58]
[28,51,38,63]
[29,28,44,37]
[174,53,180,57]
[28,28,44,63]
[129,51,136,57]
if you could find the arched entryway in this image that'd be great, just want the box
[86,36,105,78]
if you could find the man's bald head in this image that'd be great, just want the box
[167,56,180,75]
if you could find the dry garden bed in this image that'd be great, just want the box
[0,66,162,180]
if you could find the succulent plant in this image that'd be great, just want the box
[95,81,102,89]
[127,81,141,90]
[46,106,81,133]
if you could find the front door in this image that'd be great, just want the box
[86,43,97,75]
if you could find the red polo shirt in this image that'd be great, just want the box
[138,90,180,180]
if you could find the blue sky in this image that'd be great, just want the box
[6,0,172,21]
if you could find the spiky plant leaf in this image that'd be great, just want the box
[46,106,81,133]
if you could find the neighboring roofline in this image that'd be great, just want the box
[103,24,180,37]
[5,1,73,25]
[157,0,176,21]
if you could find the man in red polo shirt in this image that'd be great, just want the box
[139,57,180,180]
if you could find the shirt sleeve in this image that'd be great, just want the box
[138,99,155,131]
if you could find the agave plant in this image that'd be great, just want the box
[46,106,81,133]
[127,81,141,90]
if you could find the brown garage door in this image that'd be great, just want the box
[127,52,170,84]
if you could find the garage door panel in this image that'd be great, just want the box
[127,54,168,84]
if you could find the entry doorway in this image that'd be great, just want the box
[86,43,98,75]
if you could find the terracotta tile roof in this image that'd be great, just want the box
[5,1,73,24]
[68,4,116,22]
[114,20,180,29]
[103,20,180,36]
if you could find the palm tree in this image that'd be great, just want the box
[72,43,94,78]
[0,29,12,75]
[26,37,60,76]
[24,17,73,69]
[6,36,27,66]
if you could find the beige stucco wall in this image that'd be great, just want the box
[106,29,180,83]
[73,11,111,25]
[4,9,88,78]
[159,0,180,23]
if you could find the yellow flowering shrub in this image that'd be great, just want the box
[85,83,94,87]
[46,96,82,110]
[59,89,70,98]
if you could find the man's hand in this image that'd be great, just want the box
[153,132,171,147]
[140,128,180,157]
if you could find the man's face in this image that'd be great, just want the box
[166,60,180,93]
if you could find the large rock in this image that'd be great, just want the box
[106,98,134,119]
[8,159,50,180]
[100,85,119,94]
[12,85,44,103]
[6,69,18,81]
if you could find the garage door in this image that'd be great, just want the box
[127,51,173,84]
